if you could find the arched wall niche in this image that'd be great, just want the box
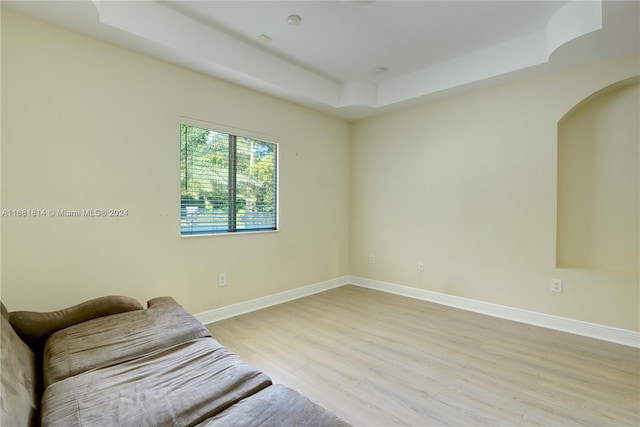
[556,76,639,275]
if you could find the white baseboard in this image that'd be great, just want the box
[195,276,350,325]
[348,275,640,348]
[195,274,639,348]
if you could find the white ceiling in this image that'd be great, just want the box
[3,0,639,121]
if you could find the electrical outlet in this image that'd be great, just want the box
[551,278,562,293]
[368,255,375,264]
[219,273,227,287]
[418,261,424,271]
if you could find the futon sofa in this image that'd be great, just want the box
[1,295,349,426]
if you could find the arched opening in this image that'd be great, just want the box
[556,77,639,274]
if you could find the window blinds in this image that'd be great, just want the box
[180,124,278,235]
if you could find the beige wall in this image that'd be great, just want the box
[350,55,639,331]
[557,81,639,275]
[0,11,350,313]
[2,10,639,332]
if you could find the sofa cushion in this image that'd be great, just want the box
[41,338,272,427]
[1,315,39,427]
[9,296,143,354]
[196,384,351,427]
[43,296,211,388]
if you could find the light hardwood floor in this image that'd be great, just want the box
[206,285,639,426]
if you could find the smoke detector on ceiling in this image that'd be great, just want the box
[287,14,302,26]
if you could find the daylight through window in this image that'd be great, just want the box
[180,124,278,235]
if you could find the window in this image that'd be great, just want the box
[180,123,278,236]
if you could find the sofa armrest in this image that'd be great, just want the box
[9,296,143,352]
[147,296,179,308]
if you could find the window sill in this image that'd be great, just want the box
[180,229,279,238]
